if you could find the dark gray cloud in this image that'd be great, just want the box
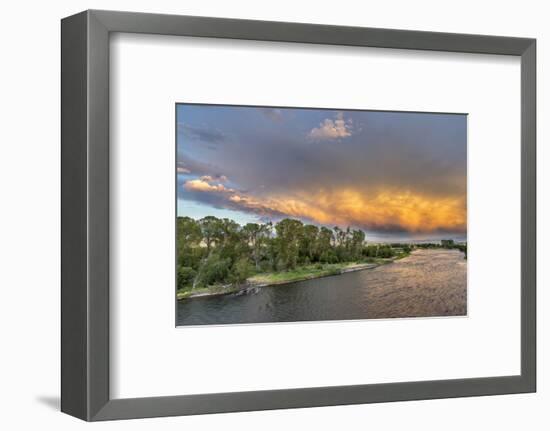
[176,156,226,178]
[178,123,226,144]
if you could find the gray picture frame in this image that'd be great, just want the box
[61,9,536,421]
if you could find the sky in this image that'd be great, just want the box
[176,104,467,242]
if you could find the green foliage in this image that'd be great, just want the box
[275,218,304,270]
[362,245,378,258]
[176,215,459,289]
[300,224,319,262]
[177,217,205,269]
[441,239,455,248]
[199,216,224,252]
[415,243,440,249]
[194,253,231,287]
[177,216,202,244]
[242,222,272,269]
[177,266,196,289]
[377,245,395,258]
[319,249,338,264]
[231,257,253,283]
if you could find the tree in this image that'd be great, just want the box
[177,217,203,269]
[275,218,304,270]
[377,245,395,258]
[333,226,345,247]
[317,227,335,263]
[177,215,399,291]
[199,216,224,254]
[193,253,231,287]
[265,235,280,271]
[317,227,333,250]
[177,216,202,245]
[441,239,455,249]
[349,229,366,260]
[177,266,196,289]
[300,224,319,263]
[231,257,252,283]
[217,218,243,263]
[243,222,272,269]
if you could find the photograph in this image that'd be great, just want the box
[176,104,467,326]
[1,2,540,426]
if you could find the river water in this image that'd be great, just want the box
[176,249,467,326]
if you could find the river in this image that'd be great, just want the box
[176,249,467,326]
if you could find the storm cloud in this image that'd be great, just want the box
[176,104,467,238]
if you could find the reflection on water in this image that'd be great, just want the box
[177,249,467,326]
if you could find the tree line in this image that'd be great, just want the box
[417,239,467,258]
[177,216,403,290]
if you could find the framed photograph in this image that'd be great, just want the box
[61,9,536,421]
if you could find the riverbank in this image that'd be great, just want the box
[177,248,466,326]
[177,257,400,300]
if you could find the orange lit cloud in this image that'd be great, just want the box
[184,178,234,193]
[189,177,466,233]
[256,188,466,233]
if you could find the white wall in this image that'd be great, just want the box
[0,0,547,429]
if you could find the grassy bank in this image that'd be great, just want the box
[248,261,380,285]
[177,284,240,300]
[177,256,403,301]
